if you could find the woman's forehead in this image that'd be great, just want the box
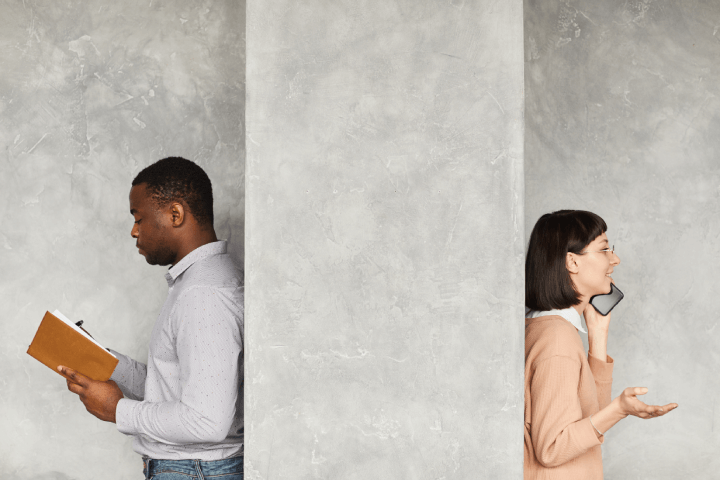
[590,232,609,245]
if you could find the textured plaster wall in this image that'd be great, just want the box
[0,1,244,478]
[246,0,524,478]
[525,0,720,478]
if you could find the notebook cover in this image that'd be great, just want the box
[27,311,119,381]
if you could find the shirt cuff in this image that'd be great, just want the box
[115,398,139,436]
[108,349,129,383]
[588,353,614,383]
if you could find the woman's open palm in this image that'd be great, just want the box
[617,387,678,419]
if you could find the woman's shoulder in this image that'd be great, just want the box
[525,316,584,362]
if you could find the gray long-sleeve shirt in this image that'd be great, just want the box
[110,241,244,460]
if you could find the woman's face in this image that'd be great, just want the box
[571,232,621,299]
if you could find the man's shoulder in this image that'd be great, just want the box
[180,253,243,289]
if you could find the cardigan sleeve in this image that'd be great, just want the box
[529,355,603,467]
[588,354,614,410]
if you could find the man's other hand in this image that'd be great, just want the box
[58,366,124,423]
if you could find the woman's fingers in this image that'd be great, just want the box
[657,403,679,415]
[619,388,678,418]
[640,402,678,419]
[624,386,648,397]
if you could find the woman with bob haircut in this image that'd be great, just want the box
[524,210,677,479]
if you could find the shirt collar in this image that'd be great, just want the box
[165,240,227,286]
[525,306,587,333]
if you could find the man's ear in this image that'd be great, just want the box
[566,252,580,274]
[170,202,185,227]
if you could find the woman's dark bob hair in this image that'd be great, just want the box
[525,210,607,311]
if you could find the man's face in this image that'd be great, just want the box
[129,184,176,266]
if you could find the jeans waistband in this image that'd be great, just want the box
[143,456,243,479]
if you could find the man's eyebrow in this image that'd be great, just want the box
[130,208,137,215]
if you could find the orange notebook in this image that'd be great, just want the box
[27,310,119,381]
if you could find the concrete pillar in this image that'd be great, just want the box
[246,1,525,477]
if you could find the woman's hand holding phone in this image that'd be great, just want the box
[584,302,611,333]
[584,303,611,362]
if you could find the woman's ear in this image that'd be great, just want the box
[566,252,580,274]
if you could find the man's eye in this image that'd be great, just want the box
[134,220,141,224]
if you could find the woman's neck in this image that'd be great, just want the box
[573,299,589,317]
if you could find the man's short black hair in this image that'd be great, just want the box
[132,157,214,227]
[525,210,607,311]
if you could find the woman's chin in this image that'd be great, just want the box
[589,281,612,297]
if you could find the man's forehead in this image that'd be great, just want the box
[129,184,149,210]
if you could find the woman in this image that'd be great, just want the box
[524,210,677,479]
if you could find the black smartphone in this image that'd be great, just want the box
[589,283,624,316]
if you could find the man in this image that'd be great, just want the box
[59,157,244,479]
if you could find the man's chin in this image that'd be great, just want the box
[138,250,153,264]
[138,246,173,266]
[142,253,172,267]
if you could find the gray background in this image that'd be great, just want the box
[0,1,244,478]
[525,0,720,478]
[245,0,524,478]
[3,0,719,478]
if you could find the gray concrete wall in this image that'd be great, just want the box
[525,0,720,478]
[246,0,524,478]
[0,1,244,478]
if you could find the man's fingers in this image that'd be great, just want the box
[58,365,75,380]
[66,377,83,389]
[66,381,84,395]
[58,366,90,386]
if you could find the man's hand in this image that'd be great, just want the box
[58,366,124,423]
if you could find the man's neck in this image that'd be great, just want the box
[172,230,218,266]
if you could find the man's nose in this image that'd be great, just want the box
[131,224,139,238]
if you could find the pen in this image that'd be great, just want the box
[76,320,84,327]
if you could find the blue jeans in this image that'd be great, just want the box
[142,456,243,480]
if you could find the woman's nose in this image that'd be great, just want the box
[611,252,620,266]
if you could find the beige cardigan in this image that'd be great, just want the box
[524,315,614,479]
